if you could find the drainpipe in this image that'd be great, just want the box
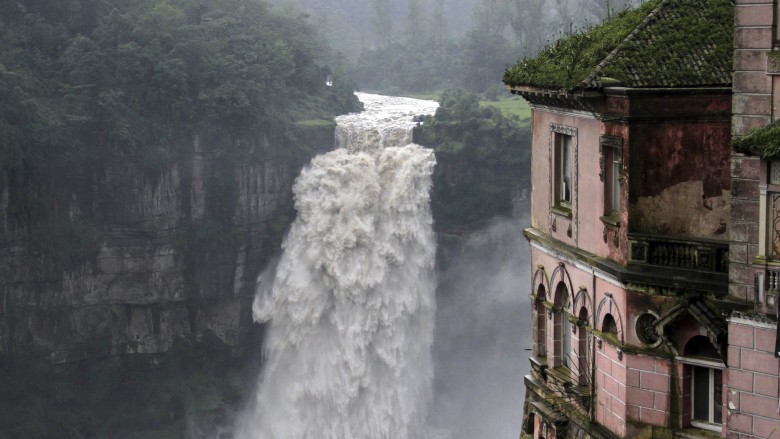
[591,267,597,423]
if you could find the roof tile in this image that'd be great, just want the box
[503,0,734,91]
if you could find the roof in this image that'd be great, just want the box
[733,119,780,159]
[503,0,734,92]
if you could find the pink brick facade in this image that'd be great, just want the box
[729,0,780,438]
[519,90,733,438]
[508,1,780,438]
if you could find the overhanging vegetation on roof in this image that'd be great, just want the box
[733,120,780,159]
[503,0,734,91]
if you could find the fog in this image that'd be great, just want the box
[267,0,642,93]
[430,214,532,438]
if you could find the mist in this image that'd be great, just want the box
[266,0,642,93]
[430,213,532,438]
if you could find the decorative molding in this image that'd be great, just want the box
[635,311,662,347]
[549,123,578,243]
[596,295,625,344]
[598,135,624,183]
[768,52,780,75]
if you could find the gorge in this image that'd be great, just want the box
[235,92,439,438]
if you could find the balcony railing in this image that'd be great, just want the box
[628,233,729,274]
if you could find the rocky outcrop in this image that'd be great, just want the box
[0,127,335,364]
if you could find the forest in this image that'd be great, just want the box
[0,0,361,273]
[269,0,640,93]
[0,0,639,437]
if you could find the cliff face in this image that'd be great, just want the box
[0,128,335,364]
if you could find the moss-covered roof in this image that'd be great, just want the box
[733,120,780,158]
[503,0,734,91]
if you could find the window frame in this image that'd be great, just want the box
[555,133,573,210]
[549,124,577,218]
[600,135,624,224]
[757,160,780,261]
[676,345,725,433]
[690,365,723,430]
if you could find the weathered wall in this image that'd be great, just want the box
[0,128,335,363]
[726,315,780,439]
[529,108,616,260]
[730,0,773,305]
[627,107,731,240]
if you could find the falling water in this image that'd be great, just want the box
[235,93,440,439]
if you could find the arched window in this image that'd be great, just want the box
[602,313,618,336]
[683,336,723,430]
[562,291,571,368]
[577,306,589,384]
[554,282,571,368]
[535,284,547,357]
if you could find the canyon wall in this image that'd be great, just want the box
[0,128,335,364]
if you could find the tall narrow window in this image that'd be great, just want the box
[600,135,623,219]
[683,335,724,431]
[562,293,571,368]
[692,366,723,425]
[554,282,570,368]
[605,147,620,214]
[554,133,572,209]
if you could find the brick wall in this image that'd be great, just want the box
[731,0,774,304]
[625,354,672,428]
[727,317,780,439]
[595,340,627,437]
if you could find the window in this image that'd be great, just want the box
[577,307,590,384]
[562,292,571,367]
[604,147,620,214]
[600,135,623,219]
[692,366,723,426]
[535,285,547,357]
[681,335,724,431]
[602,314,618,335]
[554,133,573,209]
[554,282,571,368]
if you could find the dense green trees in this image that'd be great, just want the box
[414,90,530,230]
[0,0,360,271]
[270,0,641,95]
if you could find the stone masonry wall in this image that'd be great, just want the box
[731,0,774,304]
[726,316,780,439]
[624,354,672,431]
[595,340,627,437]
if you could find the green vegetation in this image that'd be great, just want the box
[503,0,733,90]
[733,119,780,158]
[0,0,360,272]
[0,333,255,439]
[414,90,531,231]
[480,97,532,119]
[503,0,659,89]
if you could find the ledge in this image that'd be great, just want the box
[524,227,728,294]
[600,214,620,228]
[550,206,572,219]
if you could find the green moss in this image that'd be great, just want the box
[503,0,659,89]
[733,119,780,158]
[503,0,733,90]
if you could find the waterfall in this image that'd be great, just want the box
[236,93,439,439]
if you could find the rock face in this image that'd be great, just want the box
[0,129,335,364]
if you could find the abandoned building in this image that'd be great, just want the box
[504,0,780,437]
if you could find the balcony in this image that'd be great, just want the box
[626,233,728,292]
[628,233,728,273]
[523,227,729,294]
